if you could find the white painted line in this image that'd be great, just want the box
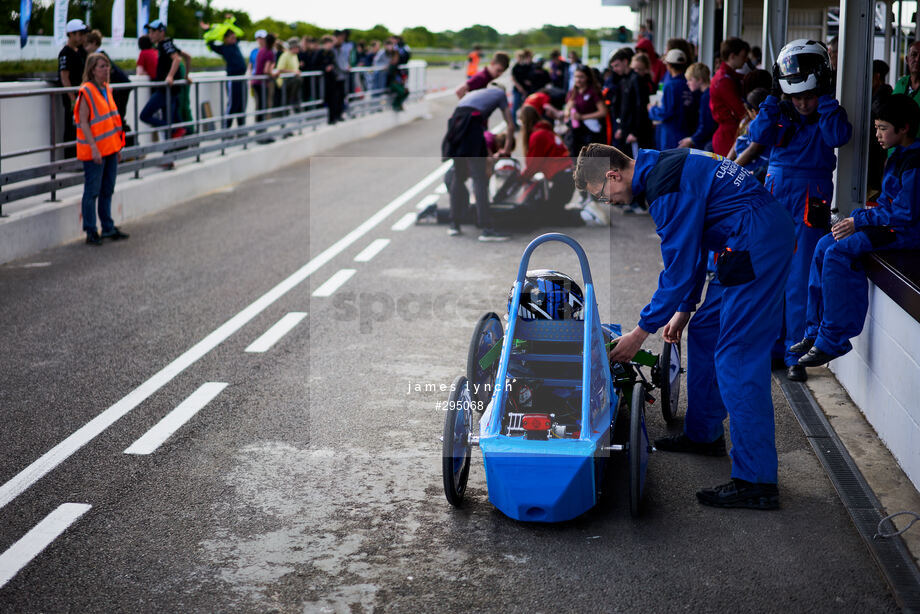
[391,213,417,231]
[124,383,228,455]
[0,160,452,513]
[312,269,356,297]
[434,184,447,194]
[0,503,91,589]
[354,239,390,263]
[245,312,308,353]
[415,193,440,210]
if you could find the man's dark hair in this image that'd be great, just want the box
[265,33,276,48]
[751,45,762,64]
[742,69,772,97]
[138,34,152,50]
[876,93,920,137]
[492,52,510,69]
[873,59,890,79]
[746,87,770,109]
[720,37,750,61]
[611,48,633,64]
[574,143,633,191]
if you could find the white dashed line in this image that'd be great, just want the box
[124,383,228,455]
[354,239,390,263]
[245,312,308,353]
[391,213,417,231]
[312,269,356,297]
[0,161,450,512]
[0,503,92,589]
[415,193,440,210]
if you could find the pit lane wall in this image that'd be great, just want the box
[830,285,920,491]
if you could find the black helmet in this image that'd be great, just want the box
[509,270,585,321]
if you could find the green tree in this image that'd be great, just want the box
[400,25,434,48]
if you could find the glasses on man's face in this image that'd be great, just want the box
[592,175,610,203]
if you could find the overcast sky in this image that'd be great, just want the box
[216,0,637,33]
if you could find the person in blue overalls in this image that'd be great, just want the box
[648,48,693,150]
[576,143,794,509]
[793,94,920,368]
[747,40,852,382]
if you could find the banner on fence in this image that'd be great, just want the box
[53,0,68,47]
[112,0,125,44]
[159,0,169,28]
[19,0,31,48]
[137,0,149,37]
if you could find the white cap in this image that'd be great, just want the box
[663,48,687,64]
[254,29,267,39]
[66,19,88,33]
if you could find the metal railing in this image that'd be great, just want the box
[0,62,426,211]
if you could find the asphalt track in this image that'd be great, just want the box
[0,77,901,612]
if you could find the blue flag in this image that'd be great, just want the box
[19,0,31,49]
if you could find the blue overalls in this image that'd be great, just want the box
[634,149,795,484]
[748,94,852,366]
[649,74,692,150]
[804,141,920,356]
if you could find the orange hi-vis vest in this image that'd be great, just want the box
[74,81,124,161]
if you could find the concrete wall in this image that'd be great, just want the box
[0,96,430,266]
[830,283,920,491]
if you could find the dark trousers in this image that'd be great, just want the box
[81,153,118,234]
[449,157,493,231]
[253,82,271,123]
[140,89,179,129]
[327,79,345,123]
[61,95,76,159]
[226,80,247,128]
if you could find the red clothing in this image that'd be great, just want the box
[523,120,572,180]
[524,92,551,114]
[136,49,157,78]
[709,62,747,155]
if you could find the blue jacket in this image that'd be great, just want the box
[853,140,920,231]
[649,74,692,150]
[748,94,852,175]
[688,88,716,148]
[631,148,785,332]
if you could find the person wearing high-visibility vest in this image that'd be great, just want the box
[75,53,129,246]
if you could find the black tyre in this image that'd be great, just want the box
[442,375,473,507]
[629,382,650,517]
[466,312,504,410]
[659,341,682,424]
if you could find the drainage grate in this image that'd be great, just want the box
[779,377,920,613]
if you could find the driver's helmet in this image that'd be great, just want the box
[510,269,585,321]
[773,39,831,95]
[493,157,521,178]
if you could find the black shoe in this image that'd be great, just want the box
[101,227,130,241]
[786,364,807,382]
[415,203,437,224]
[697,479,779,510]
[86,231,102,246]
[790,337,815,354]
[654,433,727,457]
[771,357,787,371]
[798,346,838,367]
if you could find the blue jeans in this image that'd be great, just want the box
[511,89,524,128]
[140,89,179,128]
[82,153,118,234]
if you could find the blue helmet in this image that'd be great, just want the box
[510,270,585,321]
